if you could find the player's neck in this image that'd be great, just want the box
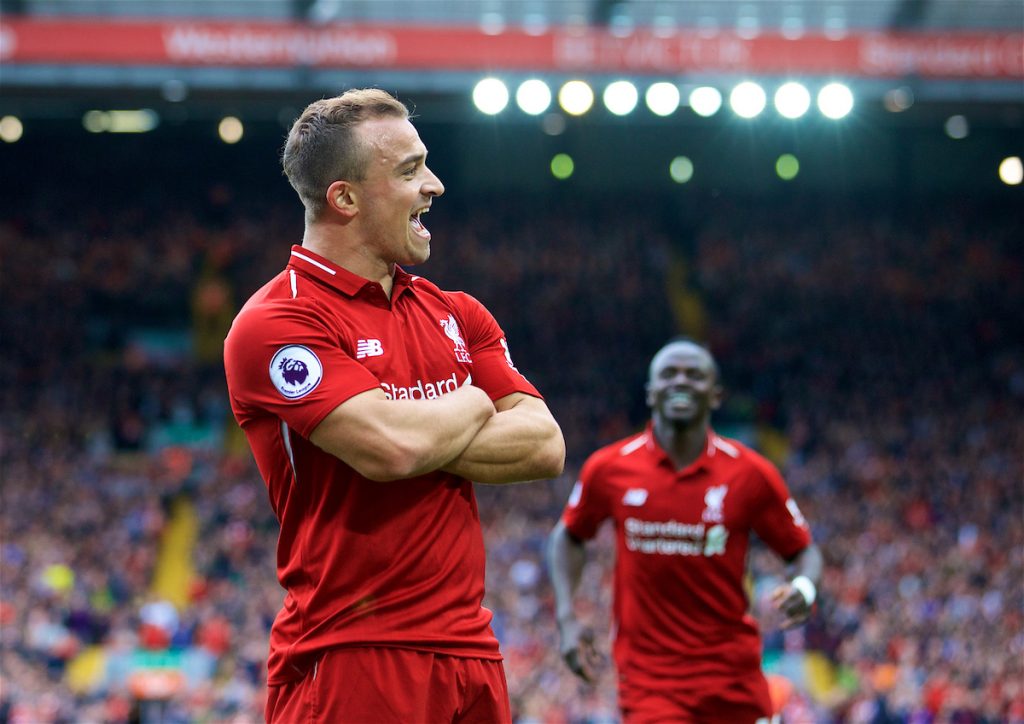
[301,228,395,297]
[653,418,709,470]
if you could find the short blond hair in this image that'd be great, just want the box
[282,88,409,218]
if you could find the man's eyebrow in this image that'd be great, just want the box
[397,151,425,168]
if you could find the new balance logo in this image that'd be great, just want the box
[356,339,384,359]
[622,489,648,506]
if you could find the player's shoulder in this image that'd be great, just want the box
[226,275,326,345]
[443,290,486,315]
[414,279,495,327]
[583,430,652,472]
[408,274,482,309]
[710,433,780,479]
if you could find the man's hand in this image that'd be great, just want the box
[557,617,602,683]
[769,580,814,629]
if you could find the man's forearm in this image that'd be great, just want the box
[547,521,586,622]
[310,385,495,481]
[791,543,823,587]
[442,396,565,484]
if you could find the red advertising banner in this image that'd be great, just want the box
[1,17,1021,79]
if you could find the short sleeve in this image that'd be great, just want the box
[748,455,812,560]
[224,299,382,438]
[561,452,613,541]
[446,292,541,401]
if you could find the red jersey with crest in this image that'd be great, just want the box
[223,246,541,685]
[561,425,811,697]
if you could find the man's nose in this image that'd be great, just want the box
[424,166,445,197]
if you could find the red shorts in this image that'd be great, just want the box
[264,647,511,724]
[620,670,776,724]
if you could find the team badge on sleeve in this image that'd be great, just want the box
[269,345,323,399]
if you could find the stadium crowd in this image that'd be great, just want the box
[0,187,1021,723]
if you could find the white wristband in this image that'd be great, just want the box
[791,576,817,606]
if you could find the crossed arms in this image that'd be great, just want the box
[310,386,565,484]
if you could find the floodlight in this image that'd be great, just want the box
[774,82,811,119]
[729,82,766,119]
[473,78,510,115]
[516,79,552,115]
[604,81,639,116]
[559,81,595,116]
[688,86,722,117]
[817,83,854,119]
[646,82,681,117]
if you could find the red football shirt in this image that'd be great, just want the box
[561,425,812,695]
[223,246,541,684]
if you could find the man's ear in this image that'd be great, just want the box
[710,383,724,411]
[325,180,357,219]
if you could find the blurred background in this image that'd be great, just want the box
[0,1,1022,722]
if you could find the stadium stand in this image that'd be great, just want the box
[0,161,1021,721]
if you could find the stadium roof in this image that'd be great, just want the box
[8,0,1024,31]
[1,0,1021,121]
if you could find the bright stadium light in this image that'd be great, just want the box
[603,80,639,116]
[774,82,811,119]
[558,80,595,116]
[999,156,1023,185]
[473,78,510,115]
[516,79,552,115]
[689,86,722,117]
[0,116,23,143]
[817,82,854,119]
[218,116,244,144]
[729,81,767,119]
[646,82,681,116]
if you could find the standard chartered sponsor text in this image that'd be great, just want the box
[626,536,706,556]
[625,517,705,538]
[625,517,728,557]
[381,372,465,400]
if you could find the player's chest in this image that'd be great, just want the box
[334,297,474,392]
[610,469,750,559]
[610,468,750,528]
